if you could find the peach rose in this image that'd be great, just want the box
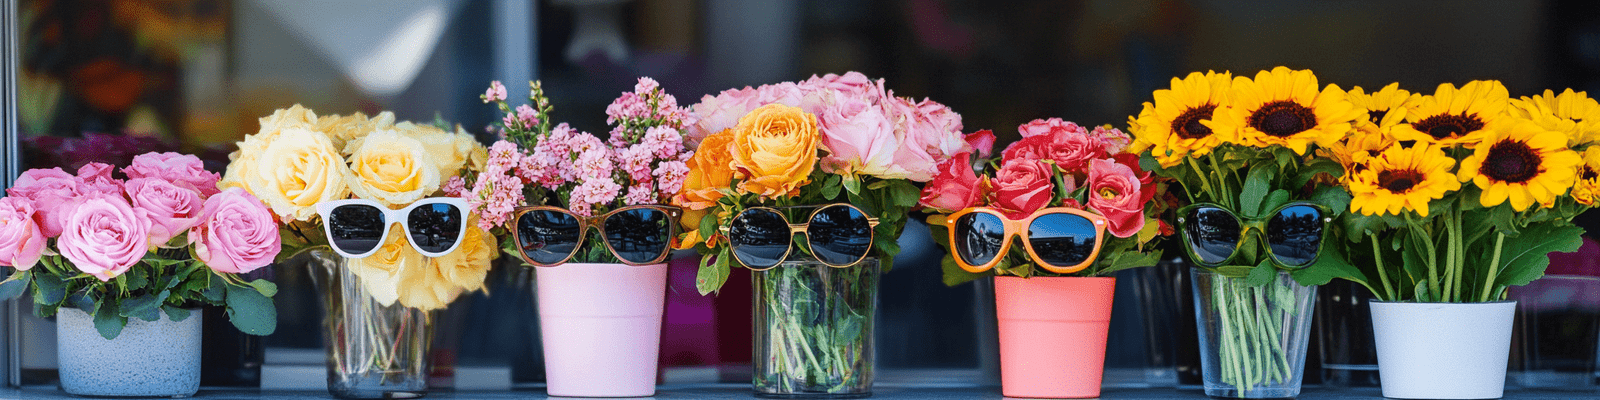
[675,129,738,209]
[730,104,820,198]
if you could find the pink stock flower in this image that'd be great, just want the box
[0,197,45,270]
[56,192,150,281]
[8,168,81,237]
[653,160,690,196]
[1087,158,1149,238]
[516,104,539,128]
[918,152,984,212]
[635,77,660,94]
[468,169,524,231]
[606,92,649,124]
[569,177,622,216]
[190,188,281,274]
[570,133,614,181]
[76,163,123,195]
[618,145,655,183]
[993,159,1056,220]
[124,152,221,197]
[641,126,685,159]
[124,177,205,246]
[623,183,656,206]
[484,81,507,103]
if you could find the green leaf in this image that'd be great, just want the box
[247,279,279,298]
[201,272,227,303]
[1213,266,1254,278]
[1260,190,1291,216]
[225,283,277,335]
[125,267,149,290]
[32,272,66,306]
[695,251,732,295]
[0,270,31,300]
[1093,250,1163,277]
[1291,246,1364,287]
[887,180,921,207]
[67,291,95,314]
[1291,159,1343,189]
[1311,186,1353,218]
[1413,280,1431,303]
[119,290,168,322]
[94,298,126,340]
[1239,163,1274,218]
[1492,223,1585,290]
[1245,259,1277,286]
[822,174,843,200]
[843,175,861,195]
[698,209,720,241]
[162,305,192,322]
[940,256,987,286]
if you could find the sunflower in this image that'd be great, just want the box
[1209,67,1362,155]
[1458,120,1583,210]
[1572,147,1600,206]
[1129,71,1233,167]
[1347,143,1460,217]
[1392,80,1511,148]
[1508,88,1600,146]
[1321,127,1397,183]
[1346,83,1421,134]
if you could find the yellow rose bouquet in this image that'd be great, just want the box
[673,72,987,396]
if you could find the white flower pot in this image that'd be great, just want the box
[57,307,202,397]
[1371,301,1515,399]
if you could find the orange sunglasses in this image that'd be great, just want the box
[945,206,1108,274]
[508,205,683,267]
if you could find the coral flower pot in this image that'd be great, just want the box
[536,262,668,397]
[995,276,1116,398]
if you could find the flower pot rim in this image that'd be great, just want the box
[1369,300,1516,305]
[994,275,1114,281]
[538,262,668,268]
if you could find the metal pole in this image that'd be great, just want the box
[1,0,17,388]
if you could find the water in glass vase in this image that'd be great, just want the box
[752,256,880,398]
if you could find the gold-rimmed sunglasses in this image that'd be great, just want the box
[509,205,683,267]
[720,203,880,270]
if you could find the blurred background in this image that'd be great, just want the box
[7,0,1600,392]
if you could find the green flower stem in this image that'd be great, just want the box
[1440,215,1457,302]
[1481,232,1507,302]
[1370,233,1396,300]
[1187,157,1219,205]
[1404,214,1440,300]
[1450,207,1466,302]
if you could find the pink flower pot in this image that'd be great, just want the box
[995,276,1116,398]
[536,262,668,397]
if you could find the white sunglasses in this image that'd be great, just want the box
[314,197,470,259]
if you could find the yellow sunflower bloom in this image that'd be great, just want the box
[1209,67,1362,155]
[1508,88,1600,146]
[1347,143,1460,217]
[1392,80,1511,148]
[1320,127,1397,183]
[1347,83,1421,134]
[1129,71,1234,167]
[1458,120,1583,210]
[1572,147,1600,206]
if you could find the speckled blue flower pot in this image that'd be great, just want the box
[56,307,202,398]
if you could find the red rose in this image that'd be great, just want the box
[1087,158,1148,238]
[964,129,996,159]
[919,152,984,212]
[994,159,1055,219]
[1000,119,1107,174]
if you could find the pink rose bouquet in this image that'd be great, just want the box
[922,118,1172,283]
[0,152,281,339]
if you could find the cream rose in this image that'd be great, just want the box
[396,122,480,179]
[244,128,351,221]
[320,111,394,151]
[346,230,418,306]
[346,129,441,207]
[222,105,321,191]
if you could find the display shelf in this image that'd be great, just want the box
[2,384,1596,399]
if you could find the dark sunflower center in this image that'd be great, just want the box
[1481,140,1543,183]
[1171,104,1217,139]
[1369,109,1388,126]
[1249,101,1317,137]
[1377,169,1424,193]
[1414,113,1485,140]
[1583,166,1597,180]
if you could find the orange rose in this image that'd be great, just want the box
[730,104,820,198]
[676,129,738,210]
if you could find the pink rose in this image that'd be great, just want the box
[757,81,807,109]
[1091,125,1133,155]
[190,188,281,274]
[7,168,81,237]
[965,129,996,159]
[76,163,123,195]
[687,86,762,146]
[0,197,45,270]
[1001,119,1107,173]
[818,90,903,178]
[803,72,881,96]
[57,192,150,281]
[993,159,1056,219]
[1045,129,1107,173]
[1017,118,1087,138]
[124,152,221,197]
[1087,158,1150,238]
[1001,134,1049,162]
[919,152,984,212]
[124,178,205,246]
[880,97,944,182]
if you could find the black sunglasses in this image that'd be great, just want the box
[721,204,880,270]
[510,205,683,266]
[1176,202,1332,268]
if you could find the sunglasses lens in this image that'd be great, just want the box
[953,212,1005,267]
[327,204,387,255]
[516,210,581,264]
[806,205,873,266]
[1028,213,1099,267]
[1184,207,1241,265]
[1267,205,1325,267]
[407,203,464,254]
[603,208,672,264]
[729,209,790,268]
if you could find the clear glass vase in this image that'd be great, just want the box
[752,256,880,398]
[308,249,432,399]
[1191,268,1316,399]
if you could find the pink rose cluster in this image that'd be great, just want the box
[919,119,1154,238]
[0,152,281,281]
[685,71,983,182]
[452,77,694,229]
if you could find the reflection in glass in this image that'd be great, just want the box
[329,204,387,254]
[408,203,463,253]
[517,210,582,264]
[1185,207,1241,265]
[1266,205,1323,266]
[807,205,872,266]
[603,208,671,264]
[730,209,791,268]
[1028,213,1096,267]
[955,213,1005,266]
